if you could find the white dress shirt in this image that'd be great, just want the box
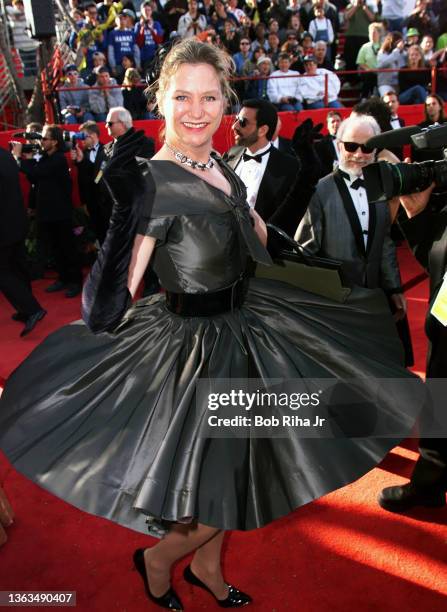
[89,143,100,163]
[390,115,402,130]
[342,172,369,247]
[235,143,272,209]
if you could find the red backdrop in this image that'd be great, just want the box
[0,105,428,206]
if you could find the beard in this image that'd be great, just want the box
[234,130,259,148]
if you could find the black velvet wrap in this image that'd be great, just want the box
[81,130,149,334]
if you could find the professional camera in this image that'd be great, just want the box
[9,130,43,155]
[364,123,447,202]
[62,130,87,150]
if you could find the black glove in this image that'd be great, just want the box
[291,118,324,184]
[81,131,147,334]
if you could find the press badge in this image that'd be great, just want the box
[431,273,447,326]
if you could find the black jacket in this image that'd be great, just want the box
[315,135,338,177]
[19,150,72,222]
[224,144,308,235]
[0,148,27,246]
[76,143,105,206]
[103,127,155,161]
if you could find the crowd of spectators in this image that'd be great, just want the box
[4,0,447,120]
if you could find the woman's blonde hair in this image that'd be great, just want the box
[147,39,236,116]
[123,67,141,88]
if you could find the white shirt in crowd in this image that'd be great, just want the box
[234,142,272,209]
[299,69,341,104]
[267,69,302,104]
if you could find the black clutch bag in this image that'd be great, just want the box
[256,225,351,303]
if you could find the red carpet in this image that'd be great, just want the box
[1,248,446,611]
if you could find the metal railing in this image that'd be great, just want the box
[49,66,446,123]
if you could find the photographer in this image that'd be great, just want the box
[70,121,108,245]
[379,180,447,511]
[177,0,207,38]
[11,125,83,298]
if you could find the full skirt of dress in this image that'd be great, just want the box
[0,278,419,533]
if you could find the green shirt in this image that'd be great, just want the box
[436,33,447,50]
[356,41,380,68]
[345,3,375,37]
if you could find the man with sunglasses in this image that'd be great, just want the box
[295,114,405,316]
[224,99,302,235]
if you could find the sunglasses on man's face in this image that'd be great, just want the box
[342,141,374,154]
[106,120,121,127]
[234,116,248,128]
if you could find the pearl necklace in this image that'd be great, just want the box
[165,141,214,171]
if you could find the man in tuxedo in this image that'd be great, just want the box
[295,115,406,316]
[379,185,447,511]
[314,110,342,176]
[71,121,108,244]
[223,98,302,235]
[382,91,405,159]
[0,147,46,336]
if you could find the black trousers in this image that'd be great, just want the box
[0,242,42,316]
[412,322,447,490]
[40,220,82,286]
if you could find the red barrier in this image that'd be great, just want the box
[0,104,431,206]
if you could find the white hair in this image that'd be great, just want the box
[314,40,327,49]
[337,114,381,142]
[109,106,133,129]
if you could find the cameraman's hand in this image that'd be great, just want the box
[399,182,435,218]
[11,142,22,158]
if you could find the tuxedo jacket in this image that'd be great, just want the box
[224,145,301,234]
[76,143,105,207]
[315,135,338,177]
[0,148,26,246]
[295,169,401,292]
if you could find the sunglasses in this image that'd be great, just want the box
[105,120,121,127]
[342,141,374,154]
[234,116,248,128]
[240,41,250,45]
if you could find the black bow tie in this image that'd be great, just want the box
[339,169,365,190]
[242,146,272,163]
[350,178,365,190]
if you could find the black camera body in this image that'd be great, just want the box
[364,123,447,201]
[9,141,41,155]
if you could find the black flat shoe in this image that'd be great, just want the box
[133,548,183,611]
[12,312,28,322]
[20,309,47,337]
[183,565,252,608]
[378,483,446,513]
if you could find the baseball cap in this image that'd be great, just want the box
[120,8,136,20]
[63,64,78,75]
[406,28,420,38]
[303,54,317,63]
[257,55,272,66]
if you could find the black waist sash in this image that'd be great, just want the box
[165,276,248,317]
